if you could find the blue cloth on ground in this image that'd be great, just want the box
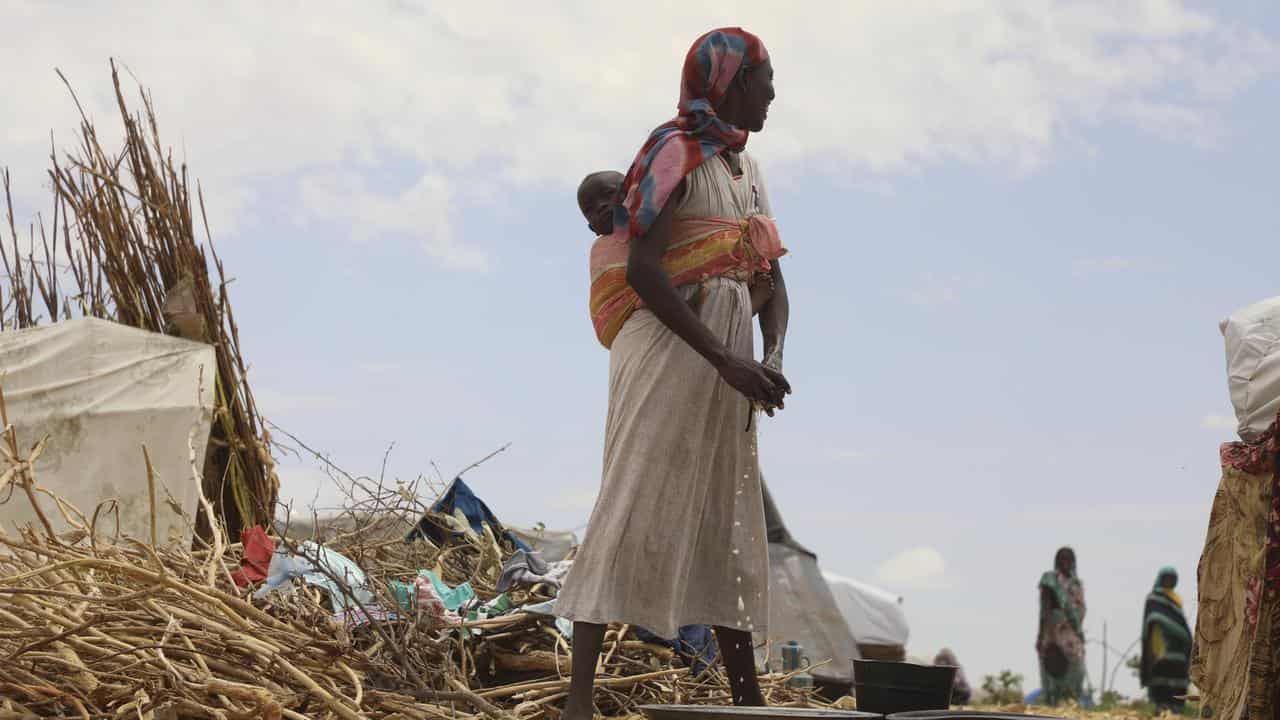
[405,477,531,552]
[634,625,718,677]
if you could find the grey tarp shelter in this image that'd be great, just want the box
[759,480,862,693]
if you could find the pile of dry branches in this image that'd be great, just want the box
[0,527,438,720]
[1,430,826,719]
[1,61,275,541]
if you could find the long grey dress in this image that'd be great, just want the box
[557,153,774,637]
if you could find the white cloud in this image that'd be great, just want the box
[2,2,1275,268]
[1122,101,1218,146]
[1200,413,1237,431]
[298,171,487,271]
[875,546,947,590]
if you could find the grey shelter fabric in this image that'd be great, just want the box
[760,481,863,686]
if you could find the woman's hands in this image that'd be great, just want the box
[715,353,790,413]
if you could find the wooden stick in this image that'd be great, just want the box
[142,444,158,548]
[479,667,687,700]
[0,386,56,540]
[601,623,629,671]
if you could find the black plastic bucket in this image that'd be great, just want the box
[852,660,956,714]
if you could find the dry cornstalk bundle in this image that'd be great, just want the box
[0,61,276,541]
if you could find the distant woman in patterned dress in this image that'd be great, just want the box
[1037,547,1087,705]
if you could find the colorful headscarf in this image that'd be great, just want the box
[613,27,769,242]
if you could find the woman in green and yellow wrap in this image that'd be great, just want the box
[1141,566,1192,711]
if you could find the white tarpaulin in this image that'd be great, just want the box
[1221,296,1280,442]
[0,317,215,545]
[822,572,910,648]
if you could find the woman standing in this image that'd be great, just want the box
[1140,567,1191,711]
[560,27,790,719]
[1037,547,1087,705]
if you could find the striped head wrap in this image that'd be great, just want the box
[613,28,769,242]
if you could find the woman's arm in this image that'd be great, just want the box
[626,182,789,407]
[1037,586,1053,651]
[752,157,788,375]
[760,261,788,371]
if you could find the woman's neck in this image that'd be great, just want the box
[722,150,743,176]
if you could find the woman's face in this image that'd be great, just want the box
[578,174,621,236]
[1056,549,1076,575]
[738,58,775,132]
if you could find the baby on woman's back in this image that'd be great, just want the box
[576,170,772,315]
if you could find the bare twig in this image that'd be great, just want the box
[453,443,513,480]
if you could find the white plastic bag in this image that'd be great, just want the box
[1221,296,1280,442]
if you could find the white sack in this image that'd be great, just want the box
[0,317,215,545]
[1221,296,1280,442]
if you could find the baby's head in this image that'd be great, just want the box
[577,170,623,236]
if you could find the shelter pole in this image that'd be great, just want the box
[1102,620,1108,695]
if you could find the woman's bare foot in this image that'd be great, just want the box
[562,698,597,720]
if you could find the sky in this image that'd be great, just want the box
[5,0,1280,700]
